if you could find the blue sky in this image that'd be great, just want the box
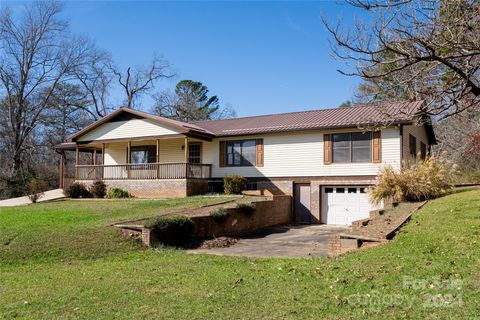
[10,1,365,117]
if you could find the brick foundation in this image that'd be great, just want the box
[77,179,194,198]
[256,181,293,195]
[186,179,208,196]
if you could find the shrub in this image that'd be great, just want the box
[107,188,131,199]
[223,175,247,194]
[209,207,229,222]
[236,203,256,216]
[369,157,454,204]
[64,182,92,199]
[28,178,47,203]
[144,215,195,246]
[89,180,107,198]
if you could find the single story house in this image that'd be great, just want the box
[56,100,436,225]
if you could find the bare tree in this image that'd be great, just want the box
[433,105,480,170]
[323,0,480,119]
[111,55,173,109]
[210,102,237,120]
[0,1,96,193]
[42,83,93,144]
[73,45,113,119]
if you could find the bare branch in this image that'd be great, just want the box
[111,54,174,109]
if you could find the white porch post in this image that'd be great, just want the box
[127,141,131,179]
[184,137,188,178]
[101,143,105,165]
[156,139,160,179]
[101,143,105,180]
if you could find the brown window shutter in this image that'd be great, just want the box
[372,131,381,163]
[219,141,226,167]
[256,139,264,167]
[324,134,332,165]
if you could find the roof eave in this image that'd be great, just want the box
[212,120,413,137]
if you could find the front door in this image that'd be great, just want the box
[294,184,311,224]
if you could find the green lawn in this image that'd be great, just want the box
[1,190,479,319]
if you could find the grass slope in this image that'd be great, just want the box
[1,190,479,319]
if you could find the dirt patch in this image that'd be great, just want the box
[197,237,239,249]
[348,201,425,240]
[183,237,239,249]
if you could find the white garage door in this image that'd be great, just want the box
[322,186,375,225]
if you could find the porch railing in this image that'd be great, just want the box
[75,163,212,180]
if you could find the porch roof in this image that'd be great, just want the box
[55,142,97,151]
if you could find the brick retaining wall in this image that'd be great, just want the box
[141,195,292,246]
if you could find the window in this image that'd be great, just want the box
[130,146,156,164]
[332,133,350,162]
[188,143,201,164]
[409,134,417,157]
[348,188,357,193]
[336,188,345,193]
[325,187,334,193]
[332,132,372,163]
[420,142,427,160]
[226,140,256,166]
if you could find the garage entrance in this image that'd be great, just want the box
[294,184,311,224]
[321,186,374,225]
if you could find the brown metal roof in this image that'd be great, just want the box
[194,100,426,136]
[64,100,435,146]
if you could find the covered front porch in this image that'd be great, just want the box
[55,107,217,197]
[57,136,212,197]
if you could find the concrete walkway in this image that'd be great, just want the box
[0,189,65,207]
[189,225,349,258]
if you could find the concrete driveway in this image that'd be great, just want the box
[0,189,65,207]
[189,225,349,258]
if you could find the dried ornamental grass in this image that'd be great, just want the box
[369,157,454,204]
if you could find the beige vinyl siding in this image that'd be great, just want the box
[158,139,185,163]
[102,144,128,178]
[104,144,126,165]
[100,125,403,178]
[402,124,429,163]
[204,127,401,178]
[77,119,180,142]
[103,139,186,165]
